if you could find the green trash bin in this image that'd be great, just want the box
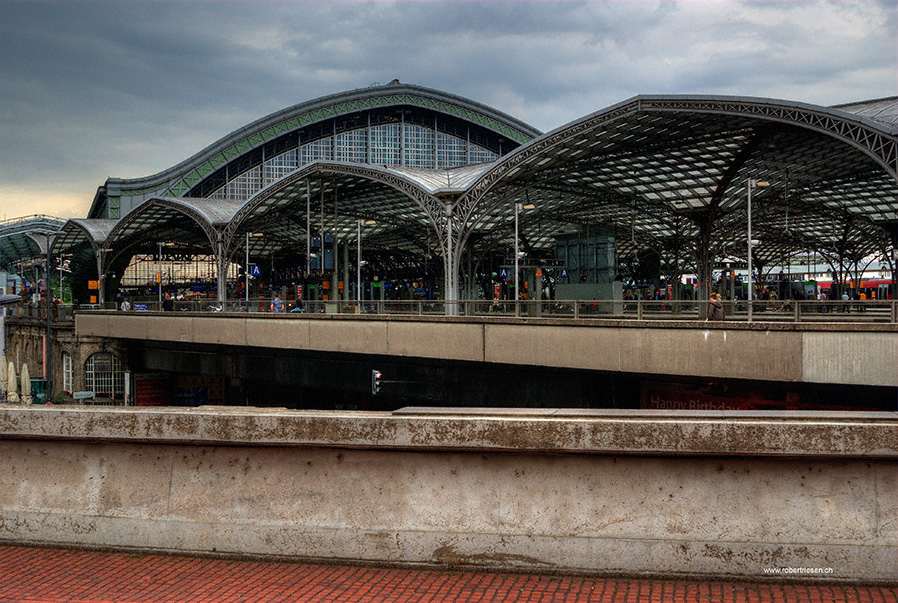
[30,378,47,404]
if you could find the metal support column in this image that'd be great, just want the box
[443,203,458,315]
[216,238,228,304]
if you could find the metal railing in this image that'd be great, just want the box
[76,298,898,323]
[5,303,77,322]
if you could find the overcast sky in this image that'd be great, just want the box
[1,0,895,221]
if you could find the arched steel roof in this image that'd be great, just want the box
[103,197,245,265]
[89,82,541,219]
[455,94,897,270]
[834,97,898,129]
[0,215,66,270]
[224,161,458,260]
[16,90,894,305]
[51,219,118,254]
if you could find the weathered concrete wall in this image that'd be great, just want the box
[75,313,898,386]
[2,405,896,583]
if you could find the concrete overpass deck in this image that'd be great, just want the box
[76,311,898,387]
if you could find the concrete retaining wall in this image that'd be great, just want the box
[75,313,898,386]
[2,405,896,583]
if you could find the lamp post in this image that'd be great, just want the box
[157,241,164,307]
[357,219,375,303]
[58,254,70,304]
[154,242,178,308]
[98,247,114,305]
[245,232,263,303]
[514,202,535,304]
[44,230,64,402]
[45,232,53,402]
[747,179,769,322]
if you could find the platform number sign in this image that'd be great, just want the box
[249,265,261,277]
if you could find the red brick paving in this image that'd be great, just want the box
[0,546,895,603]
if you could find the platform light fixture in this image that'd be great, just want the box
[156,242,176,307]
[514,202,535,303]
[245,232,264,302]
[357,220,376,303]
[44,230,65,403]
[747,179,769,322]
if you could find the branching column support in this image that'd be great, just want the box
[442,202,458,314]
[95,246,106,305]
[666,224,685,303]
[694,212,716,308]
[216,236,229,304]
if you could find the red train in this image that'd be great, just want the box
[816,278,894,300]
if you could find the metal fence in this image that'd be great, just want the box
[63,298,898,323]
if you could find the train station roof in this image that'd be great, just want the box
[0,215,67,271]
[3,87,896,284]
[456,95,897,267]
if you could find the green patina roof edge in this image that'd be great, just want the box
[113,93,535,198]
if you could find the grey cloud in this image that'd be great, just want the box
[0,0,894,219]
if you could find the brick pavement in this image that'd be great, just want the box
[1,546,895,603]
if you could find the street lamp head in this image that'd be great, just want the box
[749,179,770,188]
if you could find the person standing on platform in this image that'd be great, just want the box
[271,294,283,313]
[708,292,725,321]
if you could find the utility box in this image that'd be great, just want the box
[30,378,47,404]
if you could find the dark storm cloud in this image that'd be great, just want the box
[0,1,894,219]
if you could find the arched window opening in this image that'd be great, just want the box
[85,352,124,400]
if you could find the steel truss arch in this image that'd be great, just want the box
[101,197,243,301]
[224,161,468,301]
[51,219,118,256]
[637,96,897,179]
[105,197,240,256]
[460,95,896,221]
[89,83,539,220]
[224,161,447,250]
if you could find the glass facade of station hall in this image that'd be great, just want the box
[208,123,500,201]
